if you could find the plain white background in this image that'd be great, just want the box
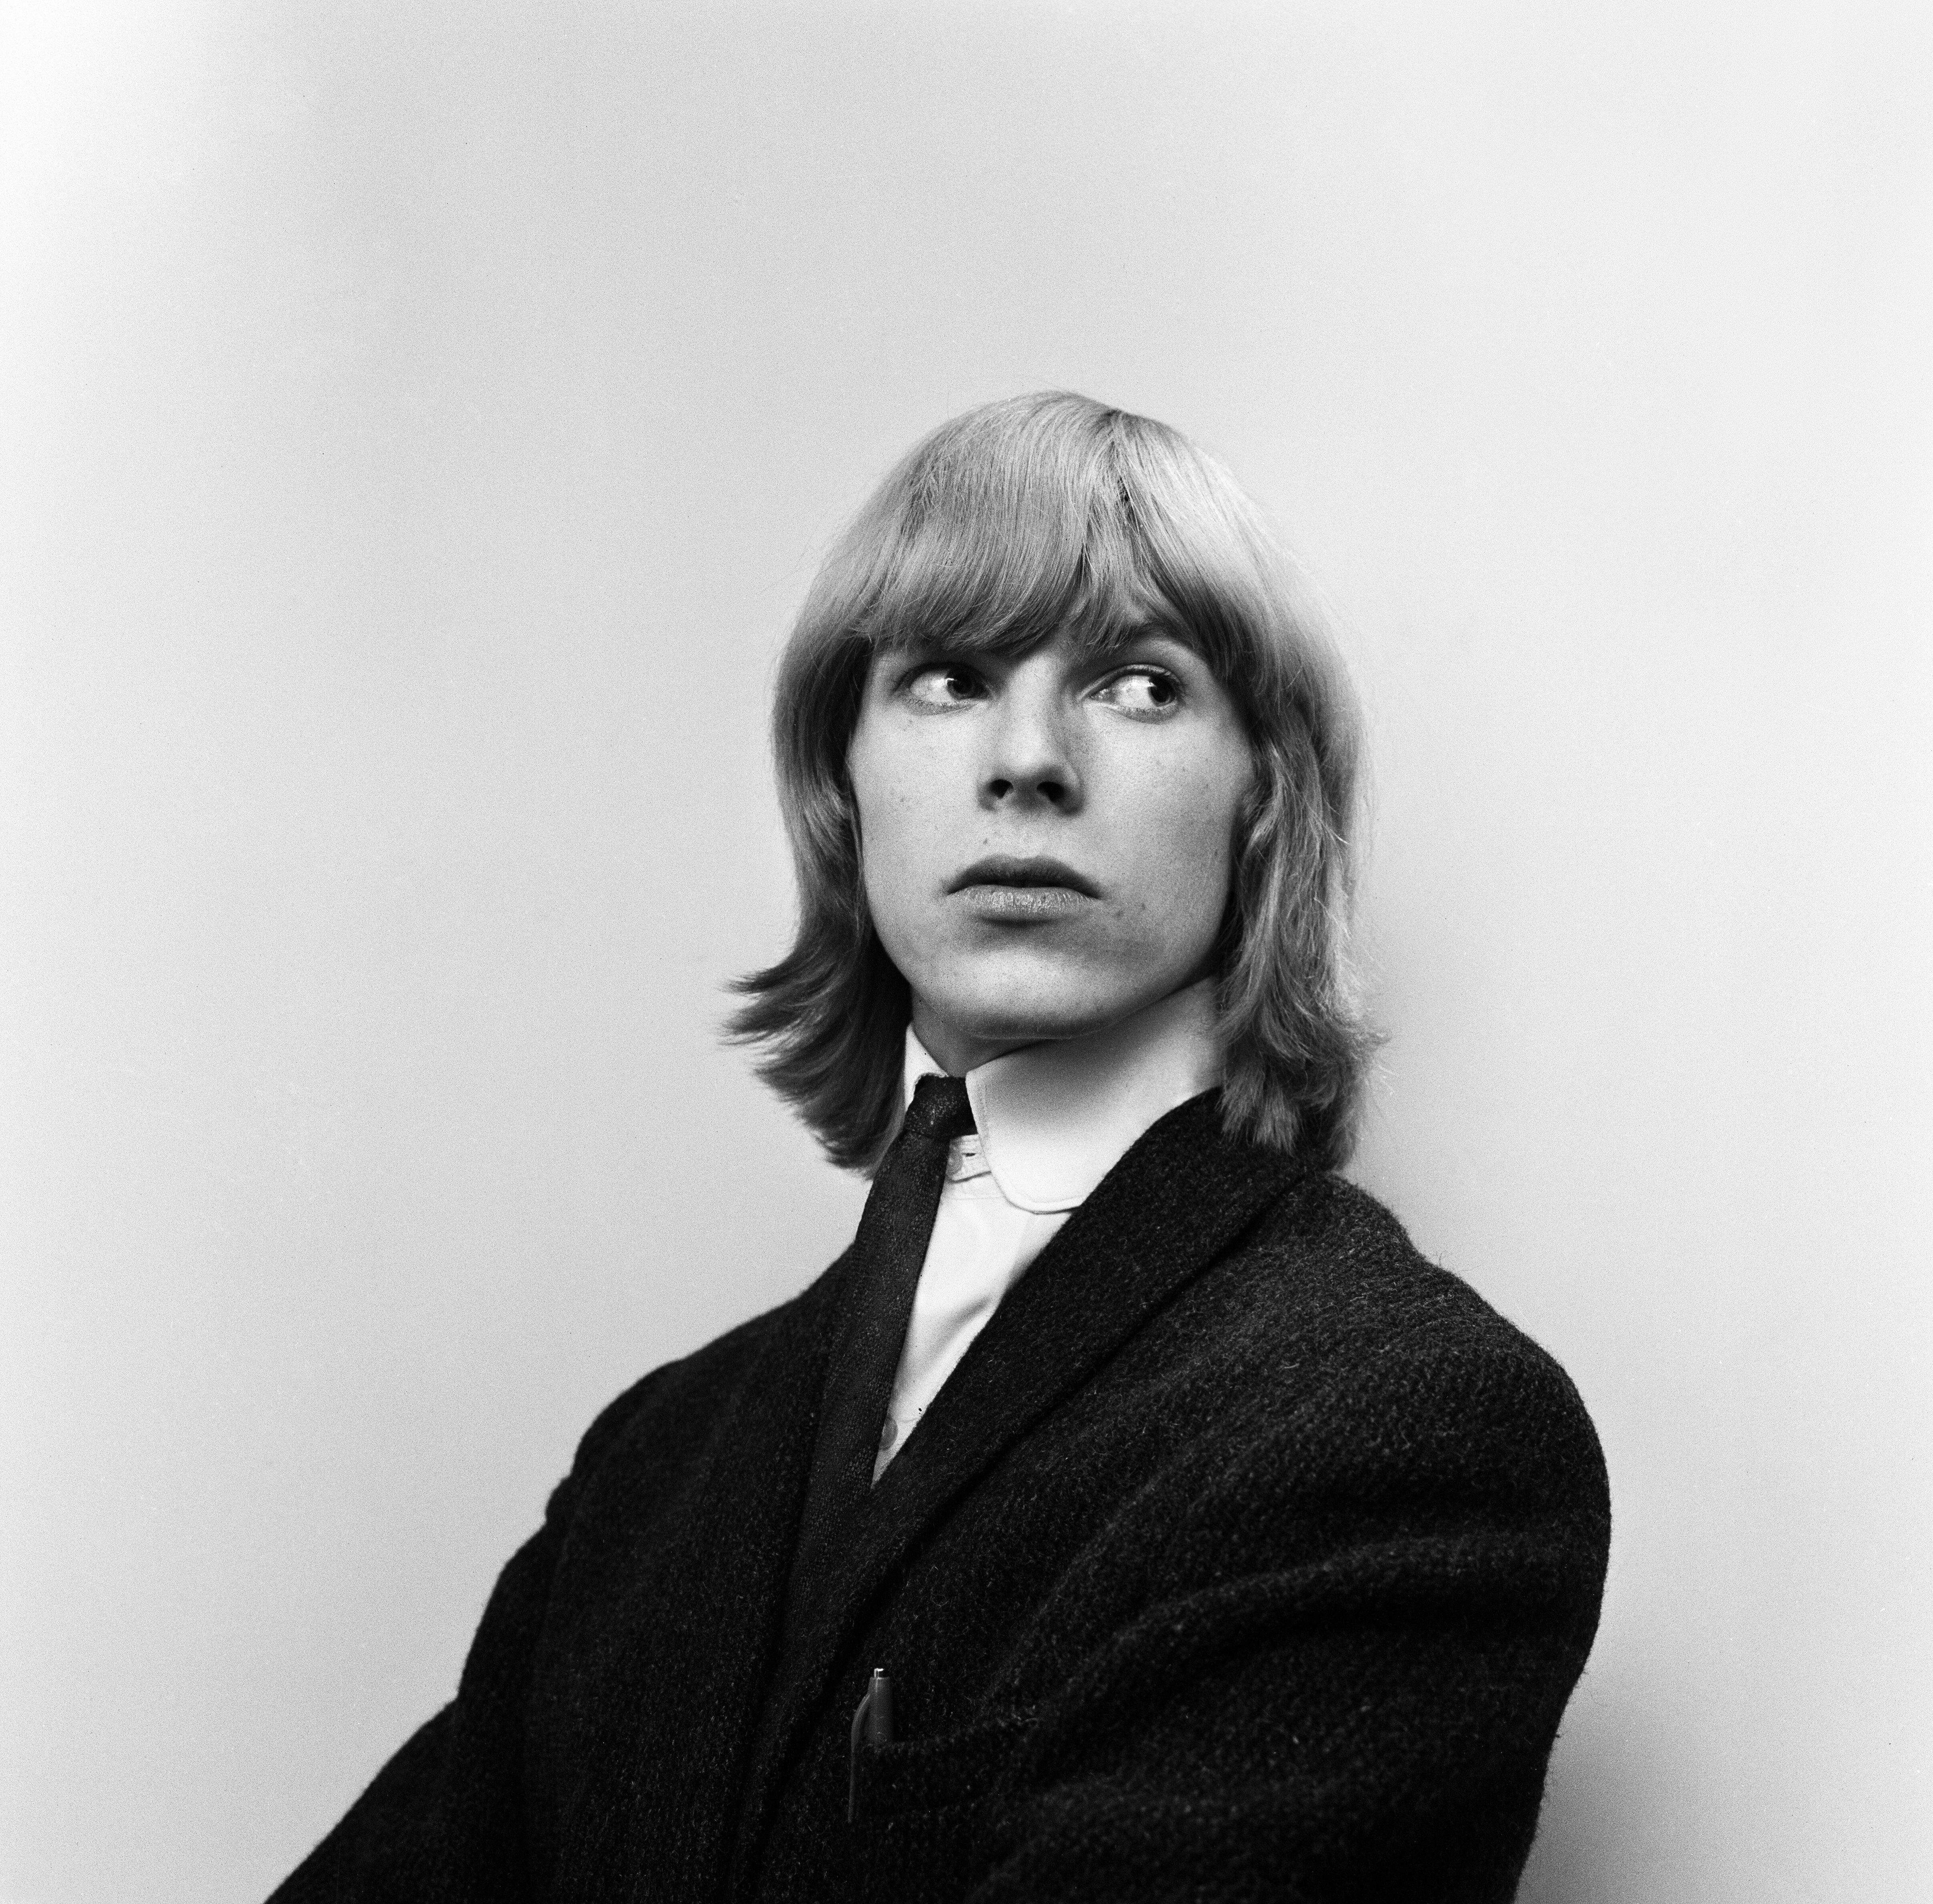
[3,3,1928,1899]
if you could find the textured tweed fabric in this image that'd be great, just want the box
[271,1093,1611,1904]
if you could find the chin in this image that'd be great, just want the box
[950,998,1117,1046]
[932,959,1167,1048]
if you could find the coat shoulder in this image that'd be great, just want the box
[1216,1166,1611,1526]
[1243,1167,1584,1377]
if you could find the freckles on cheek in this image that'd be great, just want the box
[1154,766,1229,846]
[1154,764,1244,895]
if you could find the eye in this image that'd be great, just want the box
[902,662,987,710]
[1091,666,1181,718]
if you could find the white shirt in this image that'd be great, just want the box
[874,978,1223,1478]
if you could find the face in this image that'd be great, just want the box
[846,628,1253,1074]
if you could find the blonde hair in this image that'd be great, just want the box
[729,391,1375,1172]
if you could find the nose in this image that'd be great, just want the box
[980,667,1083,812]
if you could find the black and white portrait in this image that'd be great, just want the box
[3,5,1927,1902]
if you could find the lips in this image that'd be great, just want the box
[948,856,1101,898]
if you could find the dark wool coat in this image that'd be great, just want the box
[272,1094,1611,1904]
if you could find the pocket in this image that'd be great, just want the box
[851,1710,1035,1903]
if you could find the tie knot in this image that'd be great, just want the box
[901,1072,975,1143]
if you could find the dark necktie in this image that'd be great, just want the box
[782,1072,977,1652]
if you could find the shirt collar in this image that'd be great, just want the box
[900,978,1224,1214]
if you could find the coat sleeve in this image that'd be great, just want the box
[265,1354,671,1904]
[266,1482,570,1904]
[969,1338,1612,1904]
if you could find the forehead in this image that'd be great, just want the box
[869,616,1186,666]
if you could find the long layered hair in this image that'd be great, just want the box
[729,392,1375,1172]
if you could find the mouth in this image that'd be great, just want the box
[948,856,1101,898]
[947,856,1101,923]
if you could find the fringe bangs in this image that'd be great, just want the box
[837,410,1165,668]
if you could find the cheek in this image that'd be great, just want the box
[1127,747,1249,927]
[848,727,941,924]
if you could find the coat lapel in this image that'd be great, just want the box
[728,1092,1304,1891]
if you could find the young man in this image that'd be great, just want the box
[274,393,1609,1903]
